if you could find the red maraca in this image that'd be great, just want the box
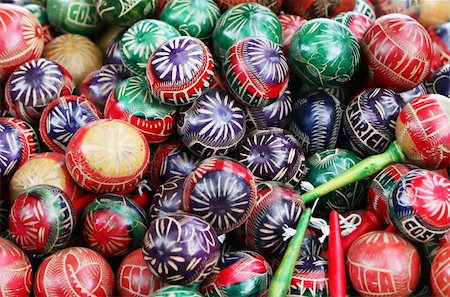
[0,237,33,296]
[34,247,115,297]
[431,242,450,297]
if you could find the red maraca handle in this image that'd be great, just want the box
[323,210,384,257]
[328,211,346,297]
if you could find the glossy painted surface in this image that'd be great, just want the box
[289,18,361,87]
[95,0,156,26]
[151,286,203,297]
[142,213,220,285]
[347,231,421,297]
[278,14,306,57]
[425,64,450,98]
[148,176,185,220]
[333,11,374,42]
[289,255,329,296]
[431,242,450,297]
[34,247,114,297]
[183,156,257,234]
[282,0,355,18]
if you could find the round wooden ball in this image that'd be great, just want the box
[300,149,366,217]
[243,181,304,257]
[333,11,374,42]
[367,163,412,225]
[116,249,166,297]
[5,58,75,123]
[159,0,221,42]
[200,251,272,296]
[223,36,289,107]
[46,0,103,36]
[65,119,150,194]
[152,286,203,297]
[183,156,257,234]
[282,0,355,19]
[80,64,130,111]
[431,242,450,297]
[246,89,293,130]
[289,18,361,87]
[347,231,421,297]
[388,169,450,243]
[39,95,102,154]
[288,90,343,156]
[212,3,282,62]
[235,128,305,186]
[0,4,44,81]
[43,33,103,87]
[342,88,405,157]
[425,64,450,98]
[9,185,77,254]
[104,76,178,144]
[142,213,220,285]
[0,237,33,297]
[34,247,114,297]
[9,152,82,203]
[95,0,156,27]
[177,89,246,158]
[360,14,434,92]
[82,194,149,258]
[148,176,185,220]
[120,19,180,77]
[0,117,40,183]
[290,255,329,296]
[146,36,214,106]
[396,94,450,170]
[278,14,307,57]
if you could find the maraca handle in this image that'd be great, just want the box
[328,211,346,297]
[268,208,312,297]
[302,141,406,204]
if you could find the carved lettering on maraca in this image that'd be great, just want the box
[67,2,99,27]
[347,261,397,294]
[401,216,445,242]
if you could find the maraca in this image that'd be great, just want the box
[269,93,450,296]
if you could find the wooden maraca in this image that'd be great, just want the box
[268,93,450,297]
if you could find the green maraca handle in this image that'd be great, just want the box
[302,141,406,205]
[268,208,312,297]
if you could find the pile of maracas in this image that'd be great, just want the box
[0,0,449,296]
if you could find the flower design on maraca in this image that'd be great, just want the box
[0,117,40,183]
[146,36,214,106]
[8,185,77,255]
[200,250,272,296]
[149,176,185,220]
[389,169,450,243]
[82,194,149,258]
[65,119,150,194]
[0,237,33,297]
[183,156,257,234]
[39,95,102,154]
[236,128,305,186]
[33,247,115,297]
[223,36,289,107]
[177,89,246,158]
[142,213,220,285]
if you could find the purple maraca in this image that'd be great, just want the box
[288,90,343,156]
[342,88,405,157]
[177,89,246,158]
[148,176,185,220]
[105,29,126,65]
[235,128,305,187]
[80,64,131,111]
[142,213,220,285]
[425,64,450,98]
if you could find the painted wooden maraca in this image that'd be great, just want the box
[0,237,33,296]
[183,156,257,234]
[104,29,125,65]
[0,117,40,184]
[425,64,450,98]
[8,184,94,255]
[33,247,114,297]
[278,14,307,57]
[82,193,149,258]
[333,11,374,42]
[95,0,156,26]
[0,3,44,81]
[116,248,166,297]
[289,255,329,296]
[222,36,289,107]
[142,213,220,285]
[146,36,214,106]
[200,251,272,296]
[5,58,75,123]
[148,176,185,220]
[39,95,102,154]
[151,285,203,297]
[65,119,150,194]
[347,231,421,297]
[104,76,178,144]
[269,93,450,296]
[431,242,450,297]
